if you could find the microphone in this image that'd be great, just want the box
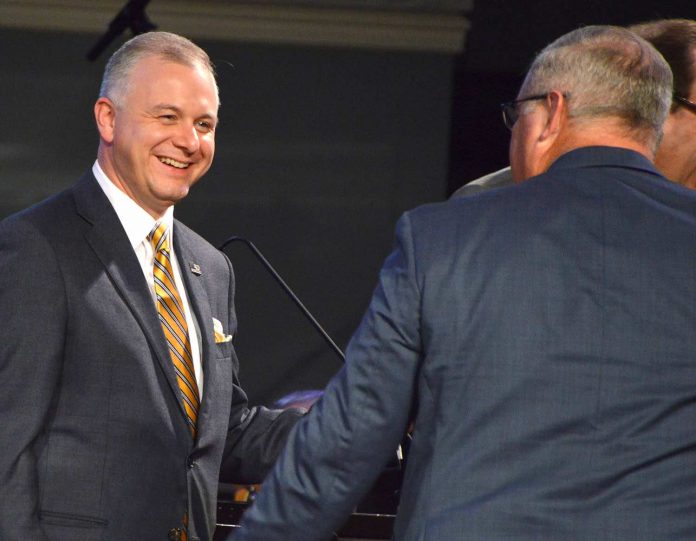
[218,236,345,364]
[87,0,156,61]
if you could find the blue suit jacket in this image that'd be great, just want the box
[0,172,301,541]
[234,147,696,540]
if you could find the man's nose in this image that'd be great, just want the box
[172,123,200,153]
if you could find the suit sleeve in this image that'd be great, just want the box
[0,218,65,540]
[218,252,304,484]
[220,387,304,484]
[231,212,424,541]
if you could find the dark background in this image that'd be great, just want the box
[0,1,692,405]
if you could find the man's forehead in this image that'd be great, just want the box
[132,57,218,100]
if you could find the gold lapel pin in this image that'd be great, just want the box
[190,263,202,275]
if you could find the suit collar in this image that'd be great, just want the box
[173,224,218,441]
[172,225,212,373]
[549,146,664,180]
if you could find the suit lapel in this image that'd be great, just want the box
[72,173,191,431]
[174,224,217,440]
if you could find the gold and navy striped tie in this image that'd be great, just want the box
[149,223,200,438]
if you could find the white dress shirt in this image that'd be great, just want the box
[92,160,204,398]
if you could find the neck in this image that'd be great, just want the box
[548,120,655,167]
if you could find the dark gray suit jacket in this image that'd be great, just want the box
[234,146,696,540]
[0,172,301,541]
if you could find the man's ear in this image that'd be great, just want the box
[94,97,116,144]
[538,91,567,143]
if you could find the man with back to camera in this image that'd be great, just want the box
[452,18,696,197]
[231,25,696,540]
[0,31,302,541]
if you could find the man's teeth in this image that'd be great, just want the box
[159,157,189,169]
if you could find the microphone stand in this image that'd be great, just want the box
[218,236,345,364]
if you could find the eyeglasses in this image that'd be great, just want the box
[674,95,696,115]
[500,92,572,130]
[500,94,549,130]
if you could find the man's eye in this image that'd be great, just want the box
[196,120,214,133]
[159,115,177,122]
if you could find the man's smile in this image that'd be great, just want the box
[158,156,190,169]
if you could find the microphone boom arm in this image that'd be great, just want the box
[218,236,345,363]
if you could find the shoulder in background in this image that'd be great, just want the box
[450,166,513,198]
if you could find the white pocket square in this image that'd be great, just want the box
[212,317,233,343]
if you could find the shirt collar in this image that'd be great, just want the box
[92,160,175,249]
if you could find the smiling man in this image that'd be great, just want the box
[95,53,218,217]
[0,32,302,541]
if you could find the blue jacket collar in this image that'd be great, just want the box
[548,146,661,178]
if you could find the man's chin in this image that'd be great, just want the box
[155,179,195,201]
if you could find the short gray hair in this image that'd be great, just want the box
[521,26,673,149]
[99,31,218,106]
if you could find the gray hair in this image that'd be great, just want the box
[521,25,673,150]
[99,31,218,106]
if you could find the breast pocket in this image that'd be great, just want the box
[214,340,234,359]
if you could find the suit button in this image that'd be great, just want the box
[168,527,182,540]
[187,456,196,469]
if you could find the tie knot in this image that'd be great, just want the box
[149,222,169,253]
